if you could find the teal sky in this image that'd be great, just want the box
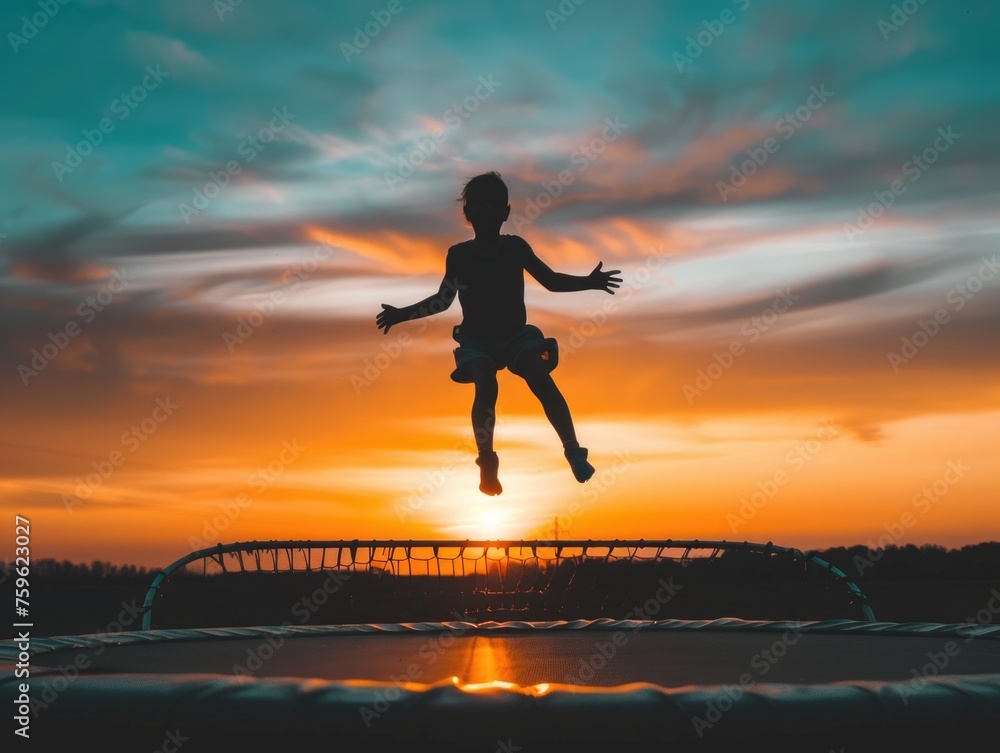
[3,1,997,234]
[1,0,998,565]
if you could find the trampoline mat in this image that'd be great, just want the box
[5,619,1000,752]
[22,626,1000,685]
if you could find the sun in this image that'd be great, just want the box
[470,508,512,540]
[450,500,528,540]
[426,470,537,541]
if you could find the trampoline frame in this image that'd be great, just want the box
[139,538,876,629]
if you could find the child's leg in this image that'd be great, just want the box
[466,358,498,453]
[465,358,502,495]
[524,369,576,446]
[518,364,595,483]
[521,369,577,446]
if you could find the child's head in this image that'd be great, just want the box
[460,171,510,231]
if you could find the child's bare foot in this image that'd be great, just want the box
[476,451,502,495]
[564,446,595,483]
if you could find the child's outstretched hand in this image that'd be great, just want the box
[588,262,623,294]
[376,304,405,334]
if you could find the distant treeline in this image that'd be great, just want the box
[1,559,151,579]
[809,542,1000,581]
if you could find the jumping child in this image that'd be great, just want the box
[376,171,621,495]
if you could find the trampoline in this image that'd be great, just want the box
[4,539,1000,752]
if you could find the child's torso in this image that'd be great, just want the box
[451,235,527,340]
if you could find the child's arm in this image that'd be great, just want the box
[376,254,460,334]
[518,237,622,294]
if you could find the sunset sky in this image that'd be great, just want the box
[1,0,998,569]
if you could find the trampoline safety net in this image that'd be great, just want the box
[142,539,874,629]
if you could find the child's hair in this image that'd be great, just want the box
[459,171,508,216]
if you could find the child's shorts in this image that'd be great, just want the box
[450,324,559,383]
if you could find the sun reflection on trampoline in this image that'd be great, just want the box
[453,677,553,696]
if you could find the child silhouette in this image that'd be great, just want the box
[376,171,621,495]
